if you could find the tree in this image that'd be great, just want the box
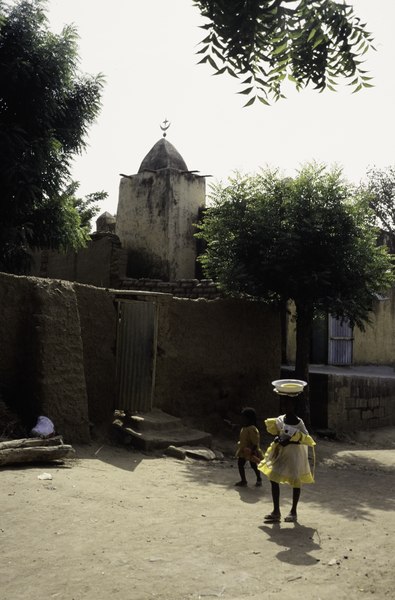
[365,166,395,250]
[197,164,394,423]
[0,0,104,273]
[193,0,375,105]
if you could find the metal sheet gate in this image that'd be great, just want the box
[328,315,353,366]
[115,299,158,413]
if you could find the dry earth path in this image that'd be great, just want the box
[1,432,394,600]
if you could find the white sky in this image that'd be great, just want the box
[41,0,395,217]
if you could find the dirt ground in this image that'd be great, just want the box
[1,429,395,600]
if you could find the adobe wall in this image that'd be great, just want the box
[0,274,37,427]
[0,273,90,442]
[154,297,281,429]
[328,374,395,431]
[32,279,90,442]
[0,274,119,442]
[0,274,280,440]
[30,233,127,289]
[74,283,118,425]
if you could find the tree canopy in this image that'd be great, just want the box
[193,0,374,105]
[365,166,395,248]
[0,0,104,273]
[197,164,394,420]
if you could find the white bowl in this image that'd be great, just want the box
[272,379,307,395]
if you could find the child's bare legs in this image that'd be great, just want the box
[265,481,281,519]
[236,458,262,486]
[288,487,301,519]
[250,461,262,486]
[235,457,248,486]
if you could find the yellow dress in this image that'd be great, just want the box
[258,416,316,487]
[236,425,264,461]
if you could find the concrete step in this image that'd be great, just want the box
[120,426,212,451]
[127,408,184,432]
[112,409,212,451]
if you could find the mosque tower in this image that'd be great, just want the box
[115,122,206,281]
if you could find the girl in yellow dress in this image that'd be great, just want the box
[258,381,315,522]
[235,407,264,487]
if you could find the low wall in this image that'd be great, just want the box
[154,297,281,429]
[328,375,395,431]
[120,277,221,299]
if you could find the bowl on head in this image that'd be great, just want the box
[272,379,307,396]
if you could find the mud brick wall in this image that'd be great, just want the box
[74,283,118,425]
[30,233,127,289]
[120,277,221,299]
[0,274,37,428]
[328,375,395,430]
[0,273,119,442]
[154,297,281,430]
[31,279,90,442]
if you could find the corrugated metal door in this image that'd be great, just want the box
[116,300,158,413]
[328,316,353,365]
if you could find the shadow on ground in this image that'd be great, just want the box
[259,523,321,566]
[181,440,395,520]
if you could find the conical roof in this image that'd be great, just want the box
[138,138,188,173]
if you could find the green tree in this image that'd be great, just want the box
[197,164,394,422]
[193,0,374,105]
[0,0,104,273]
[365,166,395,248]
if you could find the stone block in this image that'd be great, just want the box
[361,409,374,420]
[164,445,186,460]
[347,408,361,421]
[355,398,368,409]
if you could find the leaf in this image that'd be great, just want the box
[307,28,317,42]
[196,44,210,55]
[237,86,254,95]
[272,42,288,56]
[242,76,253,85]
[212,66,228,76]
[207,56,218,70]
[258,96,270,106]
[313,36,325,49]
[243,96,256,107]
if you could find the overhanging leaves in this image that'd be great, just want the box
[193,0,374,105]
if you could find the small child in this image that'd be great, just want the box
[258,380,316,522]
[235,407,264,487]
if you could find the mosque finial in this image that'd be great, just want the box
[160,118,171,138]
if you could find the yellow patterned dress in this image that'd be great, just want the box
[236,425,264,462]
[258,416,316,487]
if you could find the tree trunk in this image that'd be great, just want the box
[294,302,314,428]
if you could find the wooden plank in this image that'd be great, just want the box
[0,444,74,466]
[0,436,64,451]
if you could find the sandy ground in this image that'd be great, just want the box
[1,430,395,600]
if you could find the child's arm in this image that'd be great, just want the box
[290,430,316,447]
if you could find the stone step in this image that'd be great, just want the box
[127,408,184,432]
[113,421,212,451]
